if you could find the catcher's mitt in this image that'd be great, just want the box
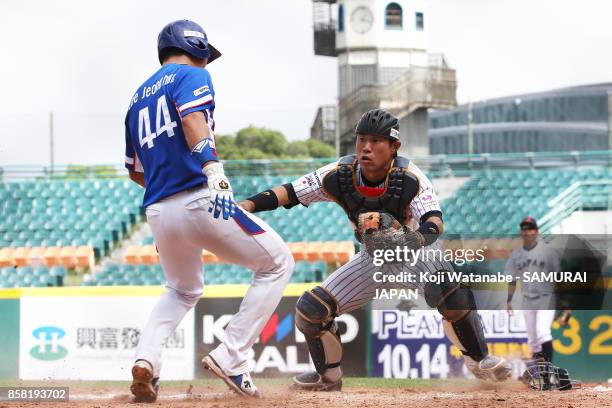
[357,212,424,258]
[357,212,403,234]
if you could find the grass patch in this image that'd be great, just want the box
[344,377,435,388]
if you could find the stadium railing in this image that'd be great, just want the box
[1,150,610,181]
[538,179,612,233]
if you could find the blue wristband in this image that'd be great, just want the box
[191,138,218,166]
[417,221,440,246]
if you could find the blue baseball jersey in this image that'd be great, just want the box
[124,63,217,207]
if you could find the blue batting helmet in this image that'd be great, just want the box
[157,19,221,64]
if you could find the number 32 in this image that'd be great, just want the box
[553,315,612,355]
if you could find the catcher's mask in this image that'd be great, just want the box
[520,361,581,391]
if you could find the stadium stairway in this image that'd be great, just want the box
[90,221,152,278]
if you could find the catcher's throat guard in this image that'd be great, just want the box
[520,361,581,391]
[322,155,419,225]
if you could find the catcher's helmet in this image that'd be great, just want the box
[355,109,400,141]
[520,361,581,391]
[157,19,221,64]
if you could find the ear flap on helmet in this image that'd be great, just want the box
[157,19,221,64]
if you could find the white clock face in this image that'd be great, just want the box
[350,6,373,34]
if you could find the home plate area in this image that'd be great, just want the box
[5,379,611,408]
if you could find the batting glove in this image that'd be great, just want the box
[204,162,236,220]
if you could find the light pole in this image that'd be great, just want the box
[49,112,55,176]
[335,103,340,157]
[467,101,473,155]
[608,90,612,165]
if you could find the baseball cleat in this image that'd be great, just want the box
[201,355,261,398]
[469,355,512,382]
[130,359,159,403]
[290,371,343,391]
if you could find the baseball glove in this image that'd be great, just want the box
[357,212,403,234]
[357,212,424,258]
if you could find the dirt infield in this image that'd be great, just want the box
[3,379,611,407]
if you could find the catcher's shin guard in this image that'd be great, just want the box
[443,310,488,362]
[425,276,488,362]
[440,307,512,381]
[294,286,342,383]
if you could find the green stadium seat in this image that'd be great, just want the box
[51,266,67,277]
[135,264,150,276]
[32,266,49,277]
[0,277,12,288]
[99,277,114,286]
[129,276,144,285]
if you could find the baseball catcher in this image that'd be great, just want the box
[240,108,512,390]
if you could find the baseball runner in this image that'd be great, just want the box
[124,20,293,401]
[506,217,561,364]
[240,109,512,390]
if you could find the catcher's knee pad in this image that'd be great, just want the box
[295,286,338,335]
[295,286,343,381]
[424,273,475,321]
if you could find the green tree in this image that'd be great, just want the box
[236,126,287,157]
[286,140,309,158]
[214,126,335,160]
[240,148,268,160]
[214,134,237,158]
[306,139,336,158]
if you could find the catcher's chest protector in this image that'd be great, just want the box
[322,155,420,225]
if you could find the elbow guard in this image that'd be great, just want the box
[417,220,440,246]
[282,183,300,209]
[246,190,279,213]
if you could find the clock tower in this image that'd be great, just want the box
[312,0,457,156]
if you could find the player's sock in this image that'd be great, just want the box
[541,340,553,362]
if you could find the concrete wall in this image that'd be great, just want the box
[336,0,428,51]
[432,176,470,202]
[398,107,429,157]
[552,211,612,234]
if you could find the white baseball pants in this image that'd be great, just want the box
[135,187,294,377]
[522,309,556,353]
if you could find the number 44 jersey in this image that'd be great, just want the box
[124,63,216,207]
